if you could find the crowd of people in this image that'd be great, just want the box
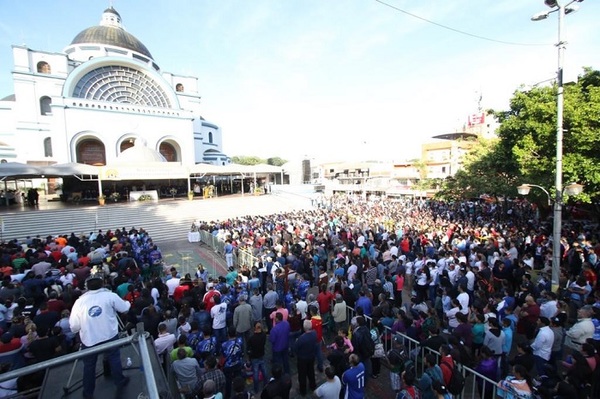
[0,193,599,399]
[185,194,600,399]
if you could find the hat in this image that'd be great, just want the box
[207,282,214,289]
[228,266,234,271]
[393,335,404,345]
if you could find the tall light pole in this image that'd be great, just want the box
[531,0,583,292]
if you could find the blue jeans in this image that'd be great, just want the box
[213,327,227,354]
[316,342,324,371]
[251,358,267,394]
[272,350,290,374]
[82,335,127,398]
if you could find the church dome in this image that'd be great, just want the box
[117,140,166,163]
[70,7,153,60]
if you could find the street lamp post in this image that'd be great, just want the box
[530,0,584,292]
[517,182,583,292]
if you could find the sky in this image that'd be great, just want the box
[1,0,599,163]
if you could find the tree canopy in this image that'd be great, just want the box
[231,155,287,166]
[437,68,600,205]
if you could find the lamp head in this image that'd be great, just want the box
[517,184,532,196]
[564,183,583,196]
[565,4,580,14]
[544,0,558,7]
[531,11,550,21]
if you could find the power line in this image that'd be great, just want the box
[373,0,551,46]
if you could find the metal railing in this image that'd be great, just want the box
[197,230,261,271]
[0,323,162,399]
[346,306,499,399]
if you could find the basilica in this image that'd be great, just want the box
[0,6,229,167]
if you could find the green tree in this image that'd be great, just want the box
[495,67,600,203]
[438,68,600,205]
[230,156,264,165]
[266,157,287,166]
[436,137,520,201]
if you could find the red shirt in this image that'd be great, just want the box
[395,274,405,291]
[311,316,323,342]
[317,291,334,314]
[203,290,220,313]
[0,338,21,353]
[173,285,190,303]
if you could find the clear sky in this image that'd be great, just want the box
[1,0,599,163]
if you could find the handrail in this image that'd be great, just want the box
[346,305,499,398]
[0,332,139,383]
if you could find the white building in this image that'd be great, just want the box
[0,6,229,167]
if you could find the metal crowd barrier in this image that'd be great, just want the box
[197,230,261,270]
[346,306,499,399]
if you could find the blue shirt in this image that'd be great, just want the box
[356,296,372,317]
[502,326,513,354]
[269,320,290,352]
[196,336,217,367]
[342,362,365,399]
[221,337,243,368]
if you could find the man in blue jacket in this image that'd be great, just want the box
[294,320,318,396]
[269,312,290,374]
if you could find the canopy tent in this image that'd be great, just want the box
[42,162,103,198]
[188,163,283,196]
[0,162,43,180]
[43,162,102,176]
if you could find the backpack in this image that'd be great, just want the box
[440,362,465,395]
[359,328,375,358]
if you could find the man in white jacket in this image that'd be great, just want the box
[70,275,131,399]
[565,305,595,351]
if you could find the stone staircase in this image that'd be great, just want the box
[0,193,313,245]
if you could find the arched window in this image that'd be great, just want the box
[120,139,135,153]
[37,61,51,74]
[40,96,52,115]
[208,132,213,144]
[159,142,178,162]
[43,137,53,157]
[175,83,184,92]
[76,139,106,165]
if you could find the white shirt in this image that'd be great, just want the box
[347,264,357,281]
[69,288,131,347]
[211,302,227,329]
[540,300,558,319]
[446,307,461,328]
[531,325,554,361]
[457,292,470,314]
[154,332,176,355]
[466,271,476,291]
[166,277,181,296]
[356,235,365,248]
[316,376,342,399]
[296,300,308,319]
[566,318,595,349]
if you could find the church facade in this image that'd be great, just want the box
[0,7,229,167]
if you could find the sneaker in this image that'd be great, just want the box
[442,329,450,334]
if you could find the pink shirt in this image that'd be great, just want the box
[270,308,289,325]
